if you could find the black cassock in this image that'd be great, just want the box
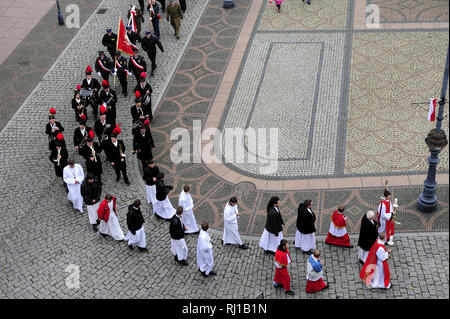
[357,215,379,251]
[49,148,68,177]
[133,127,155,163]
[79,142,103,176]
[296,203,316,234]
[265,207,284,236]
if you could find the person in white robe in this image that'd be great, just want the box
[170,206,189,265]
[294,199,317,254]
[360,232,391,289]
[97,193,125,241]
[197,222,216,277]
[63,160,85,213]
[80,173,102,231]
[259,196,284,254]
[125,199,147,251]
[154,172,176,220]
[222,197,248,249]
[178,185,198,234]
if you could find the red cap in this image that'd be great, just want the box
[140,72,146,78]
[85,65,92,73]
[88,130,95,139]
[56,133,64,141]
[49,107,56,114]
[80,114,87,121]
[102,80,109,88]
[113,127,121,135]
[76,84,81,91]
[100,105,107,114]
[135,91,141,98]
[143,119,150,127]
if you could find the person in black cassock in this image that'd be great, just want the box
[49,139,68,186]
[357,210,379,264]
[125,199,148,252]
[132,120,155,169]
[104,128,130,185]
[170,206,189,265]
[81,173,102,231]
[259,196,284,255]
[79,132,103,184]
[294,199,317,255]
[46,108,64,150]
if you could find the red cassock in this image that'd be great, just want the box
[97,197,117,223]
[325,210,351,246]
[359,241,390,288]
[274,249,291,291]
[306,278,327,293]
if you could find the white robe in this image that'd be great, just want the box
[259,229,283,252]
[377,201,393,235]
[179,191,198,233]
[146,184,157,207]
[295,230,316,251]
[171,238,188,261]
[222,203,243,245]
[306,255,324,281]
[125,225,146,248]
[370,239,391,288]
[358,247,369,263]
[197,230,214,275]
[87,202,100,224]
[98,201,125,241]
[154,197,176,219]
[63,164,84,213]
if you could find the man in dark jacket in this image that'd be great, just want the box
[81,173,102,231]
[132,122,155,168]
[101,28,117,60]
[357,210,379,264]
[259,196,284,255]
[170,206,188,265]
[294,199,317,254]
[104,132,130,185]
[141,31,164,77]
[125,199,147,251]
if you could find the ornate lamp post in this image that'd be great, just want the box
[417,45,449,212]
[57,0,65,25]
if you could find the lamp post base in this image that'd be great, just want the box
[417,193,438,213]
[223,0,235,9]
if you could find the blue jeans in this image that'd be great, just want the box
[152,17,160,38]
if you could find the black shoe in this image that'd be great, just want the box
[92,224,98,232]
[96,219,100,226]
[209,271,217,276]
[128,244,134,250]
[302,249,313,255]
[124,179,130,185]
[239,244,249,250]
[201,272,208,278]
[345,245,354,248]
[116,177,120,182]
[177,36,180,39]
[221,240,224,245]
[358,259,365,265]
[285,290,295,295]
[123,92,127,97]
[274,283,283,289]
[138,247,148,252]
[155,213,163,220]
[179,260,189,266]
[100,233,107,238]
[323,285,329,290]
[174,255,178,261]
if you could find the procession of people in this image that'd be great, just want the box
[45,0,399,295]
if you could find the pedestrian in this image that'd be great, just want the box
[97,193,125,241]
[275,0,283,13]
[359,232,391,289]
[80,173,102,231]
[377,188,395,244]
[132,119,155,168]
[73,116,93,154]
[148,0,161,38]
[81,65,101,118]
[63,160,85,213]
[99,80,118,124]
[294,199,317,255]
[325,204,353,248]
[273,239,294,295]
[154,172,176,220]
[94,112,113,150]
[178,185,199,234]
[79,130,103,184]
[125,26,142,51]
[166,0,183,39]
[197,222,216,277]
[170,206,189,265]
[72,88,87,123]
[159,0,166,13]
[128,48,147,84]
[95,50,112,82]
[46,108,64,150]
[259,196,284,255]
[133,73,153,121]
[357,210,379,264]
[306,249,329,293]
[49,137,68,184]
[128,5,145,35]
[104,127,130,185]
[179,0,186,12]
[131,91,151,124]
[125,199,148,251]
[143,159,160,208]
[141,31,164,77]
[101,28,117,60]
[112,51,129,97]
[222,197,248,249]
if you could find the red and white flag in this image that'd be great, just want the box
[128,6,137,33]
[428,98,437,121]
[117,17,134,56]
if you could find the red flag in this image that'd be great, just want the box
[117,17,134,56]
[428,98,437,121]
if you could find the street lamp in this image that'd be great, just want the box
[56,0,65,25]
[223,0,235,9]
[417,44,449,213]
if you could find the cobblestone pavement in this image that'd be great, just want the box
[0,0,449,299]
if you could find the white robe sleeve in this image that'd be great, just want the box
[223,205,237,222]
[76,165,85,183]
[376,246,389,261]
[381,203,392,221]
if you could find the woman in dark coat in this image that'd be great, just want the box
[294,199,317,254]
[357,210,379,264]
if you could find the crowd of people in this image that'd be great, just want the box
[45,0,397,295]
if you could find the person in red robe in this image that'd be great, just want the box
[273,239,295,295]
[325,205,353,248]
[359,232,391,289]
